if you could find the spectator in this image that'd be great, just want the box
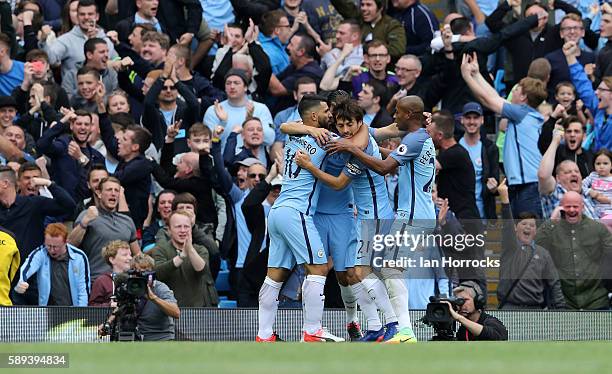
[14,81,61,142]
[351,40,399,102]
[142,190,176,251]
[535,191,612,309]
[113,31,169,83]
[97,86,154,230]
[69,176,140,282]
[319,19,364,76]
[301,0,344,45]
[238,161,282,307]
[142,56,200,153]
[114,0,164,42]
[212,122,267,294]
[461,52,547,218]
[545,14,595,98]
[485,0,585,88]
[15,223,90,306]
[210,22,271,104]
[356,80,393,128]
[330,0,406,60]
[496,179,566,309]
[224,118,271,168]
[594,7,612,84]
[0,228,20,306]
[62,38,119,99]
[272,76,317,149]
[168,43,224,117]
[41,0,117,81]
[388,0,439,56]
[565,41,612,152]
[429,110,487,295]
[538,127,598,219]
[267,33,324,109]
[538,114,594,179]
[37,109,106,205]
[0,165,76,306]
[582,149,612,218]
[70,67,102,112]
[150,122,221,225]
[11,49,70,114]
[204,69,274,150]
[88,240,133,306]
[458,102,500,221]
[258,11,292,76]
[0,125,37,163]
[280,0,324,46]
[429,110,480,221]
[16,163,43,197]
[150,210,218,307]
[0,33,25,96]
[73,164,109,220]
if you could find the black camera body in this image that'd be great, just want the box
[422,295,465,341]
[105,270,156,342]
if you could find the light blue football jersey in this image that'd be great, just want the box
[273,134,330,215]
[317,151,354,215]
[343,135,394,220]
[389,128,436,227]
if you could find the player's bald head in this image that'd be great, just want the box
[398,96,424,114]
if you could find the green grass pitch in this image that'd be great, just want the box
[1,342,611,373]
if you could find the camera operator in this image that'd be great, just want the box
[444,281,508,341]
[99,253,180,341]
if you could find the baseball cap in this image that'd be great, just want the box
[235,157,262,167]
[462,102,483,116]
[452,281,483,299]
[269,175,283,187]
[0,96,18,110]
[224,68,249,85]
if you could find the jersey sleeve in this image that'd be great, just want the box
[501,102,529,123]
[389,133,423,165]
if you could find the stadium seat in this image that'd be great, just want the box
[218,300,237,308]
[215,270,231,292]
[494,69,506,97]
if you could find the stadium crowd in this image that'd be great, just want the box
[0,0,611,342]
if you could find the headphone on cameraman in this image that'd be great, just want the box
[458,281,486,310]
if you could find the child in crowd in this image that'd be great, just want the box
[583,149,612,217]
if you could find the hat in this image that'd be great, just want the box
[452,281,483,299]
[462,102,483,116]
[269,175,283,187]
[235,157,262,167]
[0,96,17,110]
[224,68,249,85]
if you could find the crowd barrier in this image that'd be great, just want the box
[1,307,612,342]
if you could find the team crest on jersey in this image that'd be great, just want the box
[317,249,324,258]
[397,144,408,155]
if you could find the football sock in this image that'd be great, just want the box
[302,275,326,334]
[339,284,358,324]
[257,276,282,339]
[361,274,398,324]
[351,282,382,331]
[383,269,412,330]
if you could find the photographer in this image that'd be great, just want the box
[99,253,180,341]
[444,281,508,341]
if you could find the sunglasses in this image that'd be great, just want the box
[163,85,177,91]
[248,173,266,179]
